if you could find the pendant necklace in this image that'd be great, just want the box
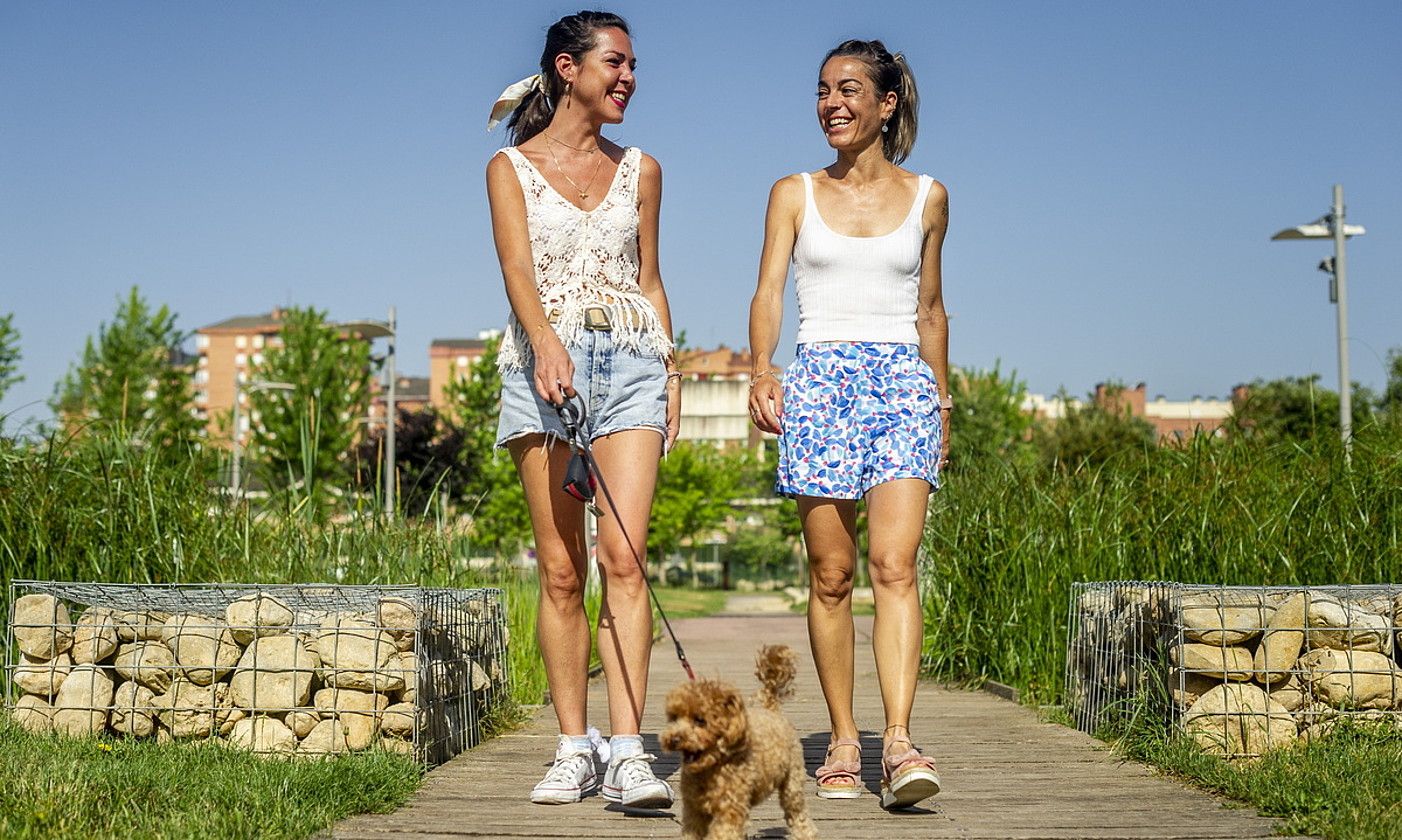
[544,133,604,202]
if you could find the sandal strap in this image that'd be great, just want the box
[882,747,937,780]
[818,738,862,784]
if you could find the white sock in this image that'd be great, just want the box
[558,733,592,757]
[610,734,643,760]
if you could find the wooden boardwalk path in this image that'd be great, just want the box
[335,604,1301,839]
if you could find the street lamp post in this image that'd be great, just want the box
[1271,184,1366,453]
[384,306,397,518]
[230,378,295,497]
[336,309,397,517]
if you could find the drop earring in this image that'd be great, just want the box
[881,121,889,134]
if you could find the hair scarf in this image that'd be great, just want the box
[487,73,549,131]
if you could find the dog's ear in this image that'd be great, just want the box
[718,690,749,753]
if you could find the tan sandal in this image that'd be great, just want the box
[815,737,863,799]
[880,728,940,810]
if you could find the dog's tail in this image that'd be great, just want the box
[754,644,796,712]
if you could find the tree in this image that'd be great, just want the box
[1033,384,1156,471]
[724,441,803,586]
[442,336,532,554]
[53,287,200,449]
[651,442,744,560]
[353,406,471,518]
[0,312,21,405]
[1228,374,1374,442]
[248,307,371,509]
[947,361,1035,468]
[1379,348,1402,422]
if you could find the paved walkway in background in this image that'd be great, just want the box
[334,597,1302,839]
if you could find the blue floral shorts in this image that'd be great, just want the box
[776,342,942,499]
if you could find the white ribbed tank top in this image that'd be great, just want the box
[792,171,933,345]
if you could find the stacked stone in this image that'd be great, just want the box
[7,591,503,761]
[1065,584,1172,725]
[1171,589,1402,757]
[1068,585,1402,759]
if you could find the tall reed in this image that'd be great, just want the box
[920,432,1402,704]
[0,429,551,708]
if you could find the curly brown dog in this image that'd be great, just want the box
[661,644,818,840]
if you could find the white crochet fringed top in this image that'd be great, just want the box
[495,146,672,373]
[793,171,934,346]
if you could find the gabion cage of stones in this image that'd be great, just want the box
[5,581,508,765]
[1065,581,1402,759]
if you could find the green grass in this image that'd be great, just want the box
[1109,717,1402,840]
[652,586,727,619]
[919,432,1402,704]
[0,718,420,840]
[787,595,875,616]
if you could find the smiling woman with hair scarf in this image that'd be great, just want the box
[485,9,679,811]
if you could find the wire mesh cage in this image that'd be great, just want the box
[1066,581,1402,758]
[4,581,508,766]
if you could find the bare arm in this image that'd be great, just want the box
[635,152,681,451]
[486,152,575,403]
[916,179,951,460]
[747,175,803,434]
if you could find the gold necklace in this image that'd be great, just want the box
[545,137,605,202]
[544,132,600,154]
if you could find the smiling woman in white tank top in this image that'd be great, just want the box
[747,39,950,812]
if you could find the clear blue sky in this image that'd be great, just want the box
[4,2,1400,431]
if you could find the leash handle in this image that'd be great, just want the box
[555,394,586,443]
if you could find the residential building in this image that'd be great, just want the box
[369,375,431,425]
[676,346,753,380]
[1023,383,1233,442]
[194,308,404,443]
[428,335,495,415]
[675,345,769,448]
[193,310,288,440]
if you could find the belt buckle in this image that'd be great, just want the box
[583,306,613,331]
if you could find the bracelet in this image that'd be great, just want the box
[666,371,683,384]
[748,370,781,389]
[939,396,954,411]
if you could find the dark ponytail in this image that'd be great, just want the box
[507,10,631,146]
[821,39,919,164]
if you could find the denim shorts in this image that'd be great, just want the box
[496,329,667,448]
[776,342,942,499]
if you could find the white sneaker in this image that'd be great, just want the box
[530,736,599,805]
[602,752,674,809]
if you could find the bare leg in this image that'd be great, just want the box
[864,478,930,758]
[798,496,860,762]
[588,429,662,736]
[509,435,589,736]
